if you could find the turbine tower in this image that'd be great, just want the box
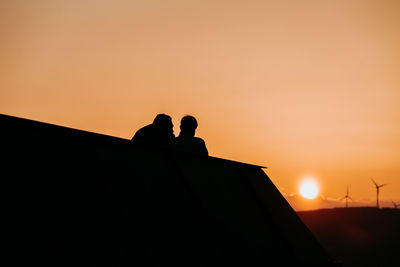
[371,178,387,209]
[340,186,353,208]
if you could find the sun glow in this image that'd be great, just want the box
[299,180,319,199]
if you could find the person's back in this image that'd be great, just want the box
[174,115,208,156]
[131,114,175,147]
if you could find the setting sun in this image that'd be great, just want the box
[299,180,319,199]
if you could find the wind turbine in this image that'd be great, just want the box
[371,178,387,209]
[340,186,353,208]
[392,201,399,209]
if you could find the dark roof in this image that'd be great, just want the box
[0,113,336,266]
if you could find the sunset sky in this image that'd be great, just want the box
[1,0,399,209]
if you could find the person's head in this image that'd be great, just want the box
[153,114,174,135]
[180,115,198,137]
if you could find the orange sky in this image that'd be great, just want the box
[1,0,399,209]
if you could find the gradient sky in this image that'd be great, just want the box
[1,0,399,208]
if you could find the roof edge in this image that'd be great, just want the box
[1,113,268,169]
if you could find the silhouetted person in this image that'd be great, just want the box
[175,115,208,156]
[131,114,175,147]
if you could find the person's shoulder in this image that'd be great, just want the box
[131,124,154,140]
[174,135,183,143]
[193,137,205,144]
[138,124,155,133]
[193,137,208,155]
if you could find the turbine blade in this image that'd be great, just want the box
[347,186,349,195]
[379,184,387,188]
[348,197,353,201]
[371,178,378,186]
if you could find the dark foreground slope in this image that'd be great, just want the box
[298,208,400,267]
[1,114,335,266]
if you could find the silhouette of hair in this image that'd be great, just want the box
[131,113,174,146]
[153,113,172,125]
[180,115,197,132]
[153,114,173,129]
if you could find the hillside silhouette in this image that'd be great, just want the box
[284,193,397,211]
[298,207,400,267]
[0,114,338,266]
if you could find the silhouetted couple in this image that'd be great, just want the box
[131,114,208,156]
